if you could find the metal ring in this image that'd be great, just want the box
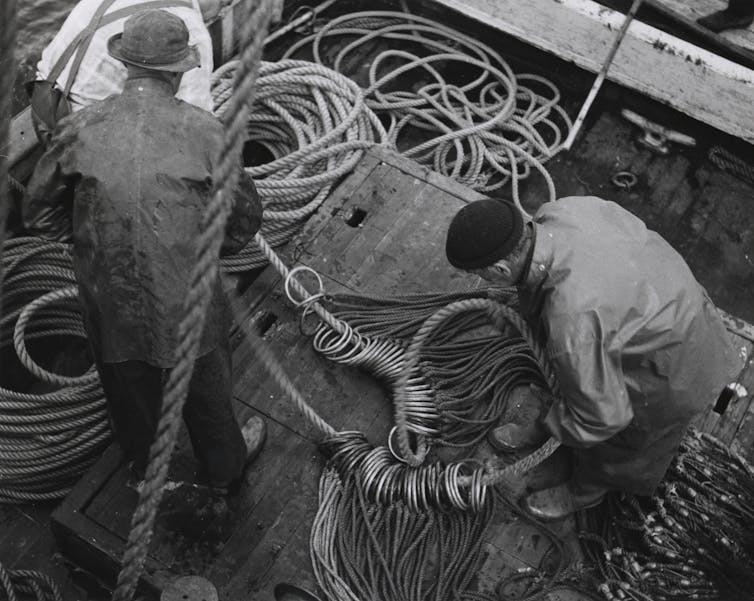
[611,171,638,190]
[388,426,426,465]
[284,265,325,307]
[387,427,409,464]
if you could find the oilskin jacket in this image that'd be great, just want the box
[23,76,262,367]
[519,196,740,493]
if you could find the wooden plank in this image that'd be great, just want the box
[297,148,480,296]
[50,445,169,597]
[220,475,319,600]
[428,0,754,143]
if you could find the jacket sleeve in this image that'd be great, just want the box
[22,138,75,241]
[220,169,263,256]
[541,312,634,448]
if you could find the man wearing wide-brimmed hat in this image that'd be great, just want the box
[29,0,223,144]
[23,9,266,494]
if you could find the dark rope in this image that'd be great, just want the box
[0,561,64,601]
[708,146,754,187]
[110,1,276,600]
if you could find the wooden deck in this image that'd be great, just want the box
[40,146,754,600]
[4,2,754,597]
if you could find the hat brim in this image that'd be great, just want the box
[107,34,201,73]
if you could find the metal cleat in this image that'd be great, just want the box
[621,109,696,155]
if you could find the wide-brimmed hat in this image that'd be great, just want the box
[107,9,200,73]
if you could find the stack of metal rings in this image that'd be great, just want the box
[321,431,489,512]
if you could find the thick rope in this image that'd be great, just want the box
[213,60,387,272]
[111,2,276,600]
[0,238,108,503]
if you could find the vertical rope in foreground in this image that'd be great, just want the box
[111,1,276,599]
[0,0,18,323]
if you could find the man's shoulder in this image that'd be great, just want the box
[169,97,223,137]
[52,96,117,142]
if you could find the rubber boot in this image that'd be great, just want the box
[522,480,608,521]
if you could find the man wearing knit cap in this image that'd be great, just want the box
[445,196,739,519]
[24,9,266,493]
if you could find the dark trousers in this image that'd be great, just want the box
[96,340,247,488]
[572,417,694,496]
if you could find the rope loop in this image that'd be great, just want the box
[13,286,99,387]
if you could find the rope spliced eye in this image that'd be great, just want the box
[611,171,637,190]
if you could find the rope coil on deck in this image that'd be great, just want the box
[0,238,108,503]
[212,59,388,272]
[283,10,571,214]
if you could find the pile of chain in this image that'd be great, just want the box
[283,10,571,213]
[211,59,387,272]
[578,428,754,601]
[309,287,547,449]
[0,238,108,503]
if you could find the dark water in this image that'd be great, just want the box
[11,0,78,112]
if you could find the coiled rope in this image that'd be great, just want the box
[0,560,63,601]
[211,59,388,272]
[283,10,571,215]
[111,2,277,600]
[0,238,108,503]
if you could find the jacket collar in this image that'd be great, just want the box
[123,74,175,97]
[521,221,554,291]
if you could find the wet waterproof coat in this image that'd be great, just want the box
[23,75,262,368]
[519,196,740,494]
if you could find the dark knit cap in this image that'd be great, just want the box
[445,197,524,269]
